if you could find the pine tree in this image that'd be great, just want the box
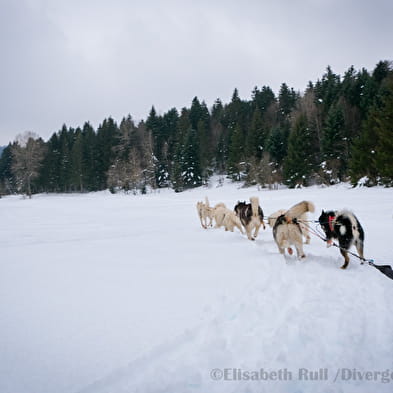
[0,143,16,194]
[58,126,72,191]
[227,124,245,180]
[181,128,202,189]
[146,106,165,162]
[374,76,393,184]
[246,108,268,159]
[283,114,314,187]
[251,85,275,113]
[70,129,84,191]
[267,124,289,165]
[162,108,179,161]
[38,132,61,192]
[321,104,347,182]
[278,83,298,122]
[211,99,227,173]
[171,108,190,192]
[96,118,118,189]
[372,60,391,84]
[315,66,341,118]
[81,122,98,191]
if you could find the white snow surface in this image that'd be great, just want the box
[1,180,393,393]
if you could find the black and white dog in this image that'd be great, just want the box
[318,210,365,269]
[234,197,265,240]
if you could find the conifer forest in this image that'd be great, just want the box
[1,60,392,196]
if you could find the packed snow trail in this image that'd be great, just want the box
[78,250,393,393]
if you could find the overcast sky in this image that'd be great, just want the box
[0,0,392,145]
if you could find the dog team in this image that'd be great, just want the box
[196,196,364,270]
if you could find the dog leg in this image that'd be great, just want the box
[207,216,212,227]
[295,245,305,259]
[253,223,261,239]
[246,225,254,240]
[340,249,350,269]
[356,241,365,264]
[209,211,214,227]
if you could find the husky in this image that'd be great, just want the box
[213,205,244,234]
[196,197,214,229]
[268,204,313,245]
[272,201,315,258]
[213,205,227,228]
[234,197,265,240]
[211,203,226,226]
[222,209,244,234]
[318,210,365,269]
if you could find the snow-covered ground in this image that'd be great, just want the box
[1,180,393,393]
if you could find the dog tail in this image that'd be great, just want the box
[306,201,315,213]
[250,196,259,217]
[286,200,315,221]
[205,196,210,208]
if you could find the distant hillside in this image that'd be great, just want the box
[0,146,5,158]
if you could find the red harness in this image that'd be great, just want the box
[328,215,335,232]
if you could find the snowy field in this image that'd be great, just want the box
[1,180,393,393]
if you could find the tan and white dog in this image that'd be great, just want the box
[268,206,312,244]
[272,201,315,258]
[223,209,244,233]
[213,205,227,228]
[196,197,214,229]
[213,206,244,233]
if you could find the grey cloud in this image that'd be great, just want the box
[0,0,392,144]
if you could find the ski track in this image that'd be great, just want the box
[1,181,393,393]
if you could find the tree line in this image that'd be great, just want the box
[0,60,392,197]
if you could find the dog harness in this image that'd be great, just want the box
[328,214,336,232]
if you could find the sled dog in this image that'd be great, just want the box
[196,197,214,229]
[234,197,265,240]
[213,205,243,233]
[272,201,315,258]
[268,205,313,244]
[223,209,244,233]
[318,210,364,269]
